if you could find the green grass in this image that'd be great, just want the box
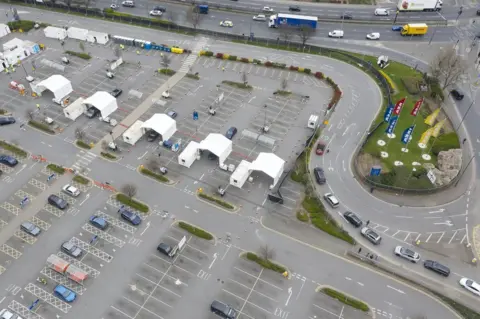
[274,90,292,96]
[7,20,35,32]
[178,221,213,240]
[140,168,169,183]
[65,50,91,60]
[101,152,117,160]
[296,211,309,222]
[116,193,149,213]
[0,109,6,115]
[47,164,65,175]
[321,288,369,312]
[186,73,200,80]
[73,175,89,185]
[76,140,91,149]
[28,120,55,134]
[290,153,308,184]
[198,192,235,210]
[245,252,286,273]
[158,68,176,76]
[222,80,252,90]
[0,141,27,158]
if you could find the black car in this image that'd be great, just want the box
[110,88,123,98]
[153,5,166,12]
[424,260,450,277]
[450,89,464,101]
[85,107,100,118]
[289,5,301,11]
[225,127,237,139]
[0,116,15,126]
[147,130,159,142]
[48,194,68,210]
[343,211,363,228]
[118,207,142,225]
[340,13,353,19]
[313,167,326,185]
[157,243,175,257]
[477,9,480,15]
[211,300,237,319]
[0,155,18,167]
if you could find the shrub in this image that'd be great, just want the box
[0,141,27,158]
[264,61,273,67]
[297,211,309,222]
[228,55,237,61]
[432,132,460,155]
[222,80,252,90]
[328,89,342,110]
[223,54,230,60]
[76,140,91,149]
[378,69,397,93]
[7,20,35,32]
[198,192,235,210]
[298,67,305,72]
[101,152,117,160]
[253,59,261,64]
[0,109,6,115]
[203,51,214,57]
[321,288,369,312]
[289,65,299,71]
[159,68,176,76]
[47,164,65,175]
[245,252,286,273]
[28,120,55,134]
[315,71,324,79]
[116,193,149,213]
[216,53,224,59]
[178,221,213,240]
[73,175,90,185]
[272,62,286,69]
[401,77,420,95]
[65,50,91,60]
[304,68,311,74]
[140,167,169,183]
[274,90,291,96]
[325,77,338,89]
[240,57,249,63]
[186,73,200,80]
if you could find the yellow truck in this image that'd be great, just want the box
[401,23,428,36]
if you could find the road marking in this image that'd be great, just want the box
[429,209,445,214]
[386,285,405,294]
[437,232,445,243]
[209,253,218,269]
[285,287,292,306]
[448,231,458,244]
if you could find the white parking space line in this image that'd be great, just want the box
[122,297,165,319]
[28,178,46,191]
[233,267,283,291]
[24,283,71,313]
[143,263,188,287]
[43,204,65,218]
[14,230,37,244]
[82,224,126,248]
[0,244,22,259]
[426,233,433,242]
[437,233,445,243]
[448,231,458,244]
[227,278,278,302]
[461,234,468,244]
[8,300,44,319]
[70,237,113,263]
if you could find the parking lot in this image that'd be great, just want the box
[307,290,372,319]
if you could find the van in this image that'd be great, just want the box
[211,300,237,319]
[374,8,389,16]
[328,30,344,38]
[314,167,326,185]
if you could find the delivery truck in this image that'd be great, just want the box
[397,0,442,11]
[268,13,318,29]
[401,23,428,36]
[195,4,208,14]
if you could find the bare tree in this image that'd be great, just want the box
[74,128,86,141]
[84,0,91,14]
[429,47,468,90]
[65,0,72,11]
[101,140,109,151]
[280,77,288,91]
[166,11,177,30]
[25,110,34,121]
[160,54,171,69]
[79,41,85,52]
[146,158,159,171]
[241,72,248,84]
[259,245,275,261]
[296,25,314,47]
[113,45,122,59]
[186,6,203,30]
[121,183,137,198]
[279,26,294,46]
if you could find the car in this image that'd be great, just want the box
[262,6,274,12]
[313,167,326,185]
[0,117,15,126]
[392,25,402,31]
[62,184,80,197]
[374,8,389,16]
[225,127,237,139]
[477,9,480,16]
[394,246,420,263]
[360,227,382,245]
[89,215,108,230]
[340,13,353,19]
[54,285,76,302]
[110,88,122,97]
[328,30,344,38]
[289,5,301,12]
[122,0,134,7]
[61,241,83,258]
[147,130,159,142]
[48,194,68,210]
[0,309,19,319]
[109,3,118,9]
[85,107,100,118]
[211,300,237,319]
[316,142,326,155]
[220,20,234,27]
[153,5,166,12]
[343,211,362,228]
[366,32,380,40]
[451,89,464,100]
[0,155,18,167]
[20,221,41,236]
[167,110,178,119]
[423,260,450,277]
[150,10,163,16]
[460,278,480,296]
[119,207,142,225]
[163,139,173,149]
[323,193,339,208]
[208,152,217,160]
[157,243,174,257]
[253,14,267,21]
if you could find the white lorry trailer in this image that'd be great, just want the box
[397,0,442,11]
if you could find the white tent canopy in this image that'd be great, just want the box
[199,133,232,165]
[141,114,176,142]
[34,75,73,102]
[87,31,109,45]
[82,91,118,119]
[230,160,252,188]
[67,27,89,41]
[250,153,285,187]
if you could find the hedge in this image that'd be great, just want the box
[0,141,27,157]
[116,193,149,213]
[222,80,252,90]
[101,152,116,160]
[73,175,90,185]
[65,50,91,60]
[178,221,213,240]
[186,73,200,80]
[7,20,35,32]
[274,90,291,96]
[0,109,6,115]
[76,140,91,149]
[321,287,369,312]
[401,77,420,95]
[198,192,235,210]
[140,167,169,183]
[245,252,286,273]
[159,68,176,76]
[431,132,460,155]
[28,120,55,134]
[47,164,65,175]
[228,55,237,61]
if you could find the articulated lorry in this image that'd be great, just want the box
[401,23,428,36]
[397,0,442,12]
[268,13,318,29]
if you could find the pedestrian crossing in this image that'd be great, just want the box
[72,151,97,172]
[178,37,209,73]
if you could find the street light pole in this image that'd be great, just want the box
[428,25,438,45]
[455,154,475,187]
[393,10,399,24]
[456,6,463,21]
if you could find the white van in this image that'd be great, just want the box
[328,30,344,38]
[374,8,389,16]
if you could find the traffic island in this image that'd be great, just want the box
[296,210,309,222]
[72,174,90,186]
[100,152,117,161]
[138,166,175,185]
[241,252,288,275]
[177,221,214,240]
[28,120,56,135]
[65,50,91,60]
[317,286,370,312]
[75,140,92,150]
[221,80,253,90]
[196,191,238,212]
[115,193,149,213]
[186,73,200,80]
[46,164,66,175]
[0,141,28,158]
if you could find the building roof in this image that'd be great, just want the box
[37,75,71,94]
[250,152,285,179]
[141,114,176,141]
[199,133,232,158]
[83,91,118,118]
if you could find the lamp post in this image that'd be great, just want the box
[456,6,463,21]
[455,153,475,187]
[393,10,399,24]
[429,25,438,45]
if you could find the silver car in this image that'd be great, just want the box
[62,184,80,197]
[394,246,420,263]
[360,227,381,245]
[20,221,41,236]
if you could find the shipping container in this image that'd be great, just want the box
[268,13,317,29]
[397,0,442,11]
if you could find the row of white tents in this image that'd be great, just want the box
[44,26,109,45]
[0,36,41,72]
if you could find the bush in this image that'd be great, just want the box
[116,193,149,213]
[264,61,273,67]
[203,51,214,57]
[401,77,420,95]
[198,192,235,210]
[140,167,169,183]
[223,54,230,60]
[76,140,91,149]
[228,55,237,61]
[7,20,35,32]
[315,71,324,79]
[289,65,299,71]
[0,109,6,115]
[328,89,342,110]
[304,68,311,74]
[325,77,338,89]
[28,120,55,134]
[159,68,176,76]
[73,175,90,185]
[296,211,309,222]
[216,53,224,59]
[47,164,65,175]
[321,288,369,312]
[274,90,291,96]
[378,69,397,93]
[431,132,460,155]
[65,50,91,60]
[240,57,249,63]
[222,80,252,90]
[272,62,286,69]
[101,152,117,160]
[245,252,286,273]
[178,221,213,240]
[253,59,261,64]
[0,141,27,158]
[186,73,200,80]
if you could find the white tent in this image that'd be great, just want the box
[22,40,40,54]
[0,47,29,65]
[44,26,67,40]
[199,133,232,165]
[0,24,11,39]
[230,160,252,188]
[34,75,73,103]
[67,27,88,41]
[64,97,86,121]
[178,141,200,168]
[82,91,118,119]
[3,37,23,51]
[250,153,285,187]
[141,114,176,142]
[123,120,145,145]
[87,31,109,45]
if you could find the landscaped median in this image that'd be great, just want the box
[73,174,90,186]
[243,252,287,274]
[46,164,66,175]
[222,80,252,90]
[318,286,370,312]
[116,193,149,213]
[0,141,27,158]
[196,189,237,212]
[177,221,214,240]
[75,140,92,150]
[28,120,55,134]
[100,152,117,161]
[65,50,91,60]
[139,166,172,184]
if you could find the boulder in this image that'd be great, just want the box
[424,149,462,186]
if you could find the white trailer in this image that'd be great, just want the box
[67,27,89,41]
[122,120,145,146]
[44,26,67,40]
[397,0,442,11]
[63,97,86,121]
[178,141,200,168]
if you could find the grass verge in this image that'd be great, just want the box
[274,90,292,96]
[65,50,91,60]
[296,211,309,222]
[198,192,235,210]
[76,140,91,149]
[245,252,286,273]
[101,152,117,160]
[178,221,213,240]
[116,193,149,213]
[7,20,35,32]
[73,175,90,185]
[0,109,6,115]
[186,73,200,80]
[158,68,176,76]
[222,80,252,90]
[47,164,65,175]
[321,287,369,312]
[0,141,27,158]
[28,120,55,134]
[140,167,169,183]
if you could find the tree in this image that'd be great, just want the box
[186,6,203,30]
[279,26,294,46]
[160,54,171,69]
[25,110,34,121]
[113,45,122,59]
[296,25,314,47]
[146,158,159,171]
[241,72,248,84]
[121,183,137,198]
[101,140,109,151]
[280,77,288,90]
[65,0,72,10]
[74,128,86,141]
[259,245,275,261]
[79,42,85,52]
[429,47,468,90]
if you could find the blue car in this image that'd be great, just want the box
[118,207,142,225]
[0,155,18,167]
[89,215,108,230]
[54,285,76,302]
[163,140,173,149]
[392,25,402,31]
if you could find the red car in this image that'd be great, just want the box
[316,142,326,155]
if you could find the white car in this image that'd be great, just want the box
[0,308,23,319]
[220,20,234,27]
[109,3,118,9]
[253,14,267,21]
[366,32,380,40]
[323,193,339,208]
[62,184,80,197]
[150,10,163,16]
[459,278,480,296]
[394,246,420,263]
[262,6,274,12]
[328,30,344,38]
[374,8,389,16]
